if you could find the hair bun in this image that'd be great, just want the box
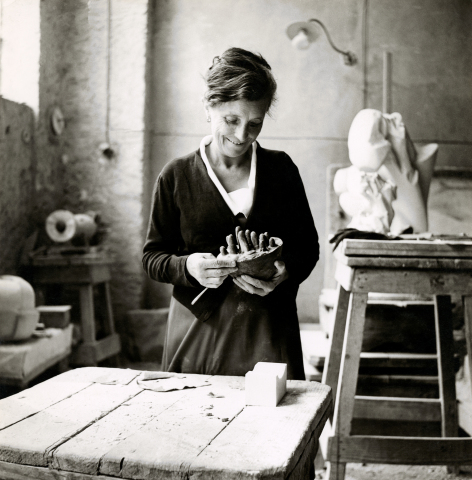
[204,47,277,113]
[209,56,221,70]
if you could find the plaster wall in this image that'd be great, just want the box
[147,0,472,322]
[0,99,36,274]
[35,0,149,348]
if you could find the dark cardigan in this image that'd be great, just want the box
[142,143,319,321]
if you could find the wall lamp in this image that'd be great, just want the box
[286,18,357,66]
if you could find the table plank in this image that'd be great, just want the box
[336,254,472,270]
[0,381,91,431]
[335,261,472,295]
[46,366,140,385]
[0,367,139,431]
[0,382,142,467]
[52,376,212,475]
[0,459,119,480]
[340,238,472,258]
[188,381,332,480]
[99,376,244,479]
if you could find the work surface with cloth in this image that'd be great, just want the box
[0,367,332,480]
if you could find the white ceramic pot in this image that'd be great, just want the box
[0,276,39,341]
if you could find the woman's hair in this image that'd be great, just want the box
[204,47,277,114]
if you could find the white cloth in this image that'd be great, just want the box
[199,135,256,217]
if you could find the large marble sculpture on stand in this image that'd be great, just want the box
[334,109,438,235]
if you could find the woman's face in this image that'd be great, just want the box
[206,99,267,159]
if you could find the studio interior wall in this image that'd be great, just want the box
[146,0,472,322]
[1,0,149,356]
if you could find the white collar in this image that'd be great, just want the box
[199,135,257,216]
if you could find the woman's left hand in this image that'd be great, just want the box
[232,260,288,296]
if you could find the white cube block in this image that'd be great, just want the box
[245,362,287,407]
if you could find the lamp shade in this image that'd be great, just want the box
[286,21,320,45]
[286,18,357,65]
[291,30,310,50]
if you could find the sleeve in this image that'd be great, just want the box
[142,169,195,288]
[280,153,319,285]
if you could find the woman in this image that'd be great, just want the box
[143,47,318,380]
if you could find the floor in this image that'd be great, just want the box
[316,464,472,480]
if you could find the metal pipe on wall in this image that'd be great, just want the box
[382,51,392,114]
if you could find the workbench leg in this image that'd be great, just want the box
[79,285,96,344]
[435,295,458,437]
[103,282,116,335]
[326,292,368,480]
[322,284,351,402]
[56,357,69,374]
[320,285,350,462]
[435,295,459,474]
[463,296,472,405]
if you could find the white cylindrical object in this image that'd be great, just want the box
[45,210,97,243]
[74,213,97,239]
[46,210,76,242]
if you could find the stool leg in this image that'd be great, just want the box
[327,292,368,480]
[322,284,351,402]
[434,296,458,437]
[320,285,350,463]
[463,296,472,410]
[103,282,116,335]
[435,295,459,474]
[79,285,96,344]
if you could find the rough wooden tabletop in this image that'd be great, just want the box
[0,367,332,480]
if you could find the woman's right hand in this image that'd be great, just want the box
[186,253,238,288]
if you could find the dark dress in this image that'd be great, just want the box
[142,143,319,380]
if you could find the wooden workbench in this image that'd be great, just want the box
[0,325,72,389]
[323,237,472,480]
[29,253,120,366]
[0,367,332,480]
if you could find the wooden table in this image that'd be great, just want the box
[0,367,332,480]
[29,253,120,366]
[322,238,472,480]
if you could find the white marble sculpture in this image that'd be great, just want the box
[334,109,438,235]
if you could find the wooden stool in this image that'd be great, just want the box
[30,253,121,366]
[322,239,472,480]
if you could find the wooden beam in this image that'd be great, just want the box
[322,284,350,402]
[349,268,472,296]
[0,459,118,480]
[328,436,472,465]
[337,255,472,270]
[434,296,458,438]
[339,238,472,259]
[382,51,392,114]
[353,396,441,422]
[464,296,472,405]
[327,292,368,480]
[359,352,437,369]
[357,374,438,385]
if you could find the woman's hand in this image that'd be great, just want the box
[232,260,288,296]
[187,253,238,288]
